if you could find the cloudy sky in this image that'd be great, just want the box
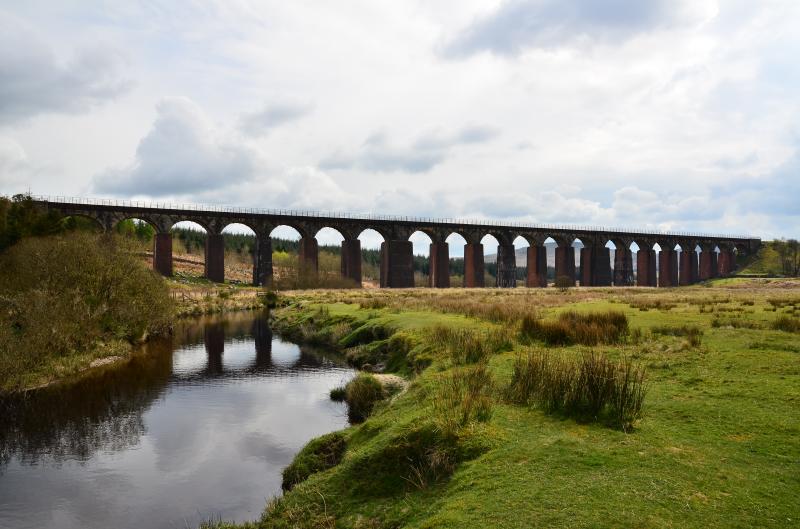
[1,0,798,247]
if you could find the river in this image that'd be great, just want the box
[0,312,355,529]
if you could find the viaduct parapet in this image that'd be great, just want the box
[34,196,761,289]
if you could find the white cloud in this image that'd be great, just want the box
[1,1,799,239]
[94,97,264,196]
[0,137,32,192]
[321,125,499,173]
[0,10,131,124]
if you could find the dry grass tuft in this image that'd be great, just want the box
[505,349,647,431]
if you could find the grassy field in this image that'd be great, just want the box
[206,279,799,529]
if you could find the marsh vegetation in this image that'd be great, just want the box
[221,280,800,529]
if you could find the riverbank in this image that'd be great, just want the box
[208,279,799,529]
[1,275,267,394]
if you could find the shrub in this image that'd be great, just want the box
[520,311,629,346]
[0,233,173,390]
[505,349,647,431]
[281,432,347,491]
[772,315,800,333]
[345,373,385,422]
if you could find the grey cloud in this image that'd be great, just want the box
[716,147,800,218]
[322,125,498,173]
[238,102,312,136]
[443,0,677,57]
[0,13,131,123]
[94,97,261,196]
[713,151,759,171]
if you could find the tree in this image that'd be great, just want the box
[787,239,800,277]
[0,194,63,251]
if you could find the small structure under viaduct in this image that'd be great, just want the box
[34,197,760,288]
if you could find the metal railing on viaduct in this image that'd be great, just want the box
[33,196,761,288]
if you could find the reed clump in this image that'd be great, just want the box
[771,315,800,333]
[505,349,647,431]
[651,324,704,347]
[344,373,385,422]
[520,310,629,346]
[428,325,512,365]
[433,363,494,435]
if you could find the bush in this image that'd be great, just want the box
[0,233,173,390]
[505,349,647,431]
[345,373,385,422]
[281,432,347,491]
[520,311,629,346]
[772,315,800,333]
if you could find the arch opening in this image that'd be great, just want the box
[313,227,351,287]
[219,223,257,285]
[170,221,208,280]
[358,229,385,287]
[445,232,468,287]
[268,225,307,289]
[116,218,156,245]
[481,234,501,287]
[409,231,433,287]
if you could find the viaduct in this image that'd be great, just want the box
[34,196,761,289]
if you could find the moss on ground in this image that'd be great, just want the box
[281,432,347,492]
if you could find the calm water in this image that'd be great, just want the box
[0,313,355,529]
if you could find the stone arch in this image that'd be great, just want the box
[60,213,106,233]
[358,224,393,242]
[315,225,352,242]
[608,237,634,287]
[480,231,514,288]
[577,236,613,287]
[511,233,547,288]
[676,240,700,286]
[654,240,679,287]
[542,235,576,287]
[173,217,212,234]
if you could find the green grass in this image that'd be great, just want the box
[212,285,799,529]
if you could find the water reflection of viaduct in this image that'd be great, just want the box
[195,319,338,380]
[35,197,761,288]
[0,317,332,465]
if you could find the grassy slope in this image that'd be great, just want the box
[219,282,800,529]
[739,242,787,275]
